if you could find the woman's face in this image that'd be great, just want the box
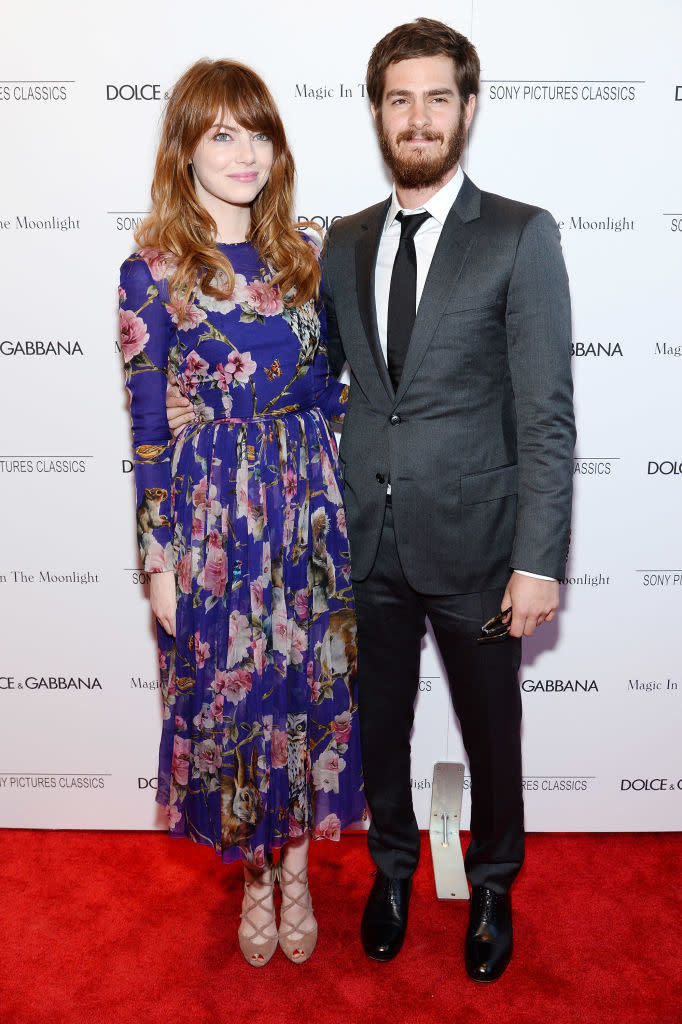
[190,114,274,213]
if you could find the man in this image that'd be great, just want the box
[321,18,574,980]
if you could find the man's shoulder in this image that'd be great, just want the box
[327,199,390,246]
[476,185,555,232]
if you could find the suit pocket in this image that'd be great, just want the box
[461,464,518,506]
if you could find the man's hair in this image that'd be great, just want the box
[366,17,480,108]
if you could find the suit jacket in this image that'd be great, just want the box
[322,173,576,594]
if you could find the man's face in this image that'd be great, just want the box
[372,55,476,191]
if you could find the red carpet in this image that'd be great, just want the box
[1,829,680,1024]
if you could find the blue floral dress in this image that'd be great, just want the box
[119,241,365,865]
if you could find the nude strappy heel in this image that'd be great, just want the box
[277,860,318,963]
[238,865,278,967]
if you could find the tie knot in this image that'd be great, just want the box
[396,210,431,242]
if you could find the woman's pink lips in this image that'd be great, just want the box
[229,172,259,182]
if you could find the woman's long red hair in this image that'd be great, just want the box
[135,59,320,307]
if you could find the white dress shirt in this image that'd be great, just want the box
[374,166,552,582]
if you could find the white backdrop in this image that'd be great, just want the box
[1,0,680,833]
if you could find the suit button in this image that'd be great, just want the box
[376,473,385,484]
[390,413,401,425]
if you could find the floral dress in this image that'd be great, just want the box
[119,241,365,865]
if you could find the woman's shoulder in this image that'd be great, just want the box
[120,247,178,284]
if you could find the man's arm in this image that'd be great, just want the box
[321,224,346,379]
[503,209,575,636]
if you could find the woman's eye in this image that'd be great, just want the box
[253,132,270,142]
[214,131,231,142]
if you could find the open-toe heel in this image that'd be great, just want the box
[238,865,278,967]
[277,860,318,963]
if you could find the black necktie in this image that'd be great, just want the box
[386,210,431,391]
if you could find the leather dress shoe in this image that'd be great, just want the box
[465,885,513,982]
[361,870,412,961]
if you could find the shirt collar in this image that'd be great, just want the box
[385,164,464,232]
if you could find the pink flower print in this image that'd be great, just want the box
[282,504,296,548]
[172,736,191,787]
[144,538,172,573]
[253,844,266,869]
[119,308,149,363]
[212,363,232,391]
[194,738,220,774]
[288,814,304,838]
[174,715,187,731]
[166,298,207,332]
[227,610,251,667]
[262,715,273,743]
[210,695,224,724]
[250,576,264,616]
[320,448,343,504]
[168,802,182,829]
[177,552,192,594]
[193,705,214,732]
[194,633,210,669]
[192,514,204,539]
[336,507,347,537]
[288,621,308,666]
[245,279,284,316]
[332,710,352,745]
[199,537,227,597]
[272,604,288,655]
[118,285,126,302]
[312,749,345,793]
[283,467,298,503]
[180,350,210,396]
[223,668,252,705]
[226,349,257,385]
[230,273,251,305]
[253,634,267,675]
[314,813,341,841]
[294,588,309,621]
[271,728,288,768]
[139,247,176,281]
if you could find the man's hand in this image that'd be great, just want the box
[166,373,194,438]
[149,570,176,636]
[501,572,559,638]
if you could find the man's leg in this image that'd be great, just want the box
[353,500,425,958]
[425,588,523,980]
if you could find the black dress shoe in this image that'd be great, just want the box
[361,870,412,961]
[464,885,513,982]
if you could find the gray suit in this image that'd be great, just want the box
[324,173,575,592]
[322,173,575,886]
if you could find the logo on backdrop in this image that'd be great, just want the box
[620,778,682,791]
[647,461,682,475]
[571,341,623,358]
[654,341,681,358]
[561,573,612,588]
[297,214,343,232]
[294,82,358,101]
[108,211,148,233]
[0,215,80,232]
[106,84,161,101]
[628,677,679,693]
[557,215,634,233]
[0,339,83,357]
[137,777,159,789]
[521,678,599,694]
[131,675,160,691]
[410,777,431,790]
[636,570,682,588]
[485,80,640,102]
[0,675,102,691]
[0,774,107,790]
[0,457,91,474]
[675,86,682,101]
[0,80,72,102]
[573,457,618,476]
[0,569,100,586]
[464,775,594,792]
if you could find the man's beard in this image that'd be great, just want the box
[377,114,467,190]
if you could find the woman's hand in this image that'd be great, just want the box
[149,570,177,636]
[166,372,194,438]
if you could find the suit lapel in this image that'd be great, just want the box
[393,176,481,406]
[355,199,394,401]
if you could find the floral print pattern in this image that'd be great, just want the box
[120,241,363,863]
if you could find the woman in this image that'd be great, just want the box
[119,58,364,967]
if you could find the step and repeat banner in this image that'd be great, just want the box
[1,0,680,833]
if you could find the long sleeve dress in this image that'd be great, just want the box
[119,241,365,865]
